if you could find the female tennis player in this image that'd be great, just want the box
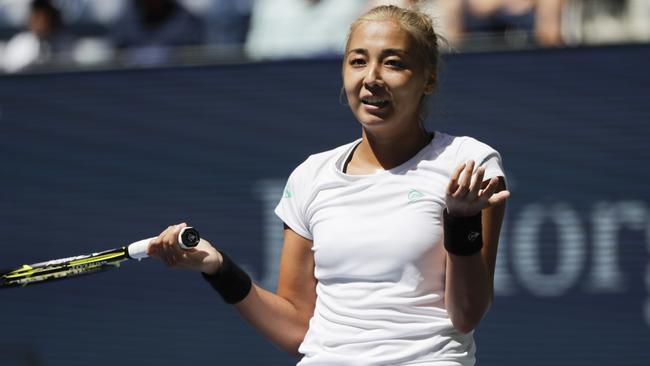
[149,5,509,365]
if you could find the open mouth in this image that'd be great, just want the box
[361,97,389,108]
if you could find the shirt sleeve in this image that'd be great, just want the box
[274,160,313,240]
[456,137,507,185]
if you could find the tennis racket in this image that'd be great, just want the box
[0,227,200,289]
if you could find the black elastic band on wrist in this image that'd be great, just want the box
[443,210,483,256]
[201,251,252,304]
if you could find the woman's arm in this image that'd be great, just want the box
[233,226,316,357]
[535,0,566,46]
[443,161,509,333]
[148,223,316,357]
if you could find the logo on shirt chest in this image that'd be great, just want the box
[408,189,425,203]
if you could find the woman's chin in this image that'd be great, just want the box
[359,113,405,132]
[356,111,392,127]
[359,119,389,131]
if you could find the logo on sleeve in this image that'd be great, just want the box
[283,186,293,198]
[468,231,480,242]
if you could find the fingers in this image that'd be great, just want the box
[448,160,477,199]
[468,166,485,199]
[446,161,510,217]
[161,222,187,245]
[487,189,511,207]
[446,162,465,195]
[479,177,511,208]
[478,176,499,200]
[148,225,174,257]
[148,223,188,266]
[456,160,474,198]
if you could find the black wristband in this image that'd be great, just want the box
[201,251,252,304]
[443,210,483,256]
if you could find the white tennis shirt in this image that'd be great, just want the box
[275,132,505,366]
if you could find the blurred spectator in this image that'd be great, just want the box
[563,0,650,45]
[205,0,252,47]
[111,0,204,66]
[245,0,366,60]
[439,0,565,49]
[2,0,73,73]
[1,0,647,71]
[366,0,418,8]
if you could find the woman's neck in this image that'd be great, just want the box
[346,125,433,175]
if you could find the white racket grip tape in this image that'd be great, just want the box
[128,237,156,260]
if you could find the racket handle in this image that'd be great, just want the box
[178,227,201,249]
[127,227,201,260]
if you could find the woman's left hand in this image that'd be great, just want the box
[445,160,510,217]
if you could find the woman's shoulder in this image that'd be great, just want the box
[433,132,499,156]
[425,132,503,172]
[288,139,360,180]
[307,140,359,165]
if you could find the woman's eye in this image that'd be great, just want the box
[386,59,404,68]
[349,58,366,66]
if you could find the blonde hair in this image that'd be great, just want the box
[344,5,441,88]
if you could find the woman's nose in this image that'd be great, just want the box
[363,64,383,89]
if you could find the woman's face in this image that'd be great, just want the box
[343,19,432,133]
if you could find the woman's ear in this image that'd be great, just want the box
[424,72,437,95]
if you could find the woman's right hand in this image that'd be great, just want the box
[147,223,223,275]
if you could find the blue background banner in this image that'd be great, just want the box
[1,45,649,365]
